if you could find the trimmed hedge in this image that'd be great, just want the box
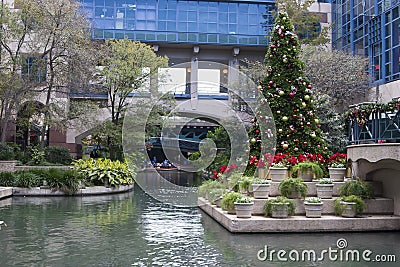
[44,146,72,165]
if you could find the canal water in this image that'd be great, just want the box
[0,184,399,266]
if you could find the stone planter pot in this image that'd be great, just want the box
[270,203,290,218]
[270,167,288,182]
[227,207,236,215]
[316,184,334,199]
[340,201,357,217]
[304,202,323,218]
[234,202,254,218]
[328,168,346,182]
[215,197,222,208]
[298,168,313,182]
[252,183,270,199]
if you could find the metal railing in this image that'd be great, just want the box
[347,109,400,144]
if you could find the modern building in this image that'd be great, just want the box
[332,0,400,102]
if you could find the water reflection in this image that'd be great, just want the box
[0,186,398,266]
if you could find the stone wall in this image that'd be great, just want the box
[0,161,18,172]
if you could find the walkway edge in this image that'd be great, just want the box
[198,198,400,233]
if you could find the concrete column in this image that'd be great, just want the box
[190,47,199,110]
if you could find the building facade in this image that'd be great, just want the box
[332,0,400,102]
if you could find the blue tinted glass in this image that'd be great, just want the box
[167,21,176,30]
[136,20,146,30]
[167,10,176,20]
[199,23,207,32]
[178,22,187,31]
[115,32,125,39]
[125,20,135,29]
[168,0,177,9]
[147,0,156,8]
[228,3,237,12]
[219,23,228,33]
[209,2,217,12]
[104,30,113,39]
[158,21,166,30]
[147,10,156,20]
[239,37,248,44]
[229,24,236,34]
[136,32,145,40]
[239,3,248,13]
[229,13,236,23]
[188,22,197,31]
[167,34,176,41]
[208,34,217,42]
[199,33,207,42]
[147,22,156,30]
[249,25,258,35]
[249,4,258,14]
[238,13,248,24]
[188,11,196,21]
[179,1,188,11]
[93,29,103,38]
[104,0,113,6]
[95,0,104,6]
[208,23,217,32]
[146,33,156,40]
[229,35,237,43]
[157,33,167,40]
[219,12,228,23]
[249,37,258,44]
[219,2,228,12]
[158,0,167,9]
[137,9,146,20]
[199,2,208,12]
[158,10,167,19]
[188,33,196,42]
[220,34,228,43]
[178,10,188,21]
[178,33,187,41]
[126,8,134,18]
[208,12,217,23]
[94,18,114,29]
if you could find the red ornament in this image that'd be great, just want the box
[306,122,311,126]
[307,84,312,89]
[269,81,274,86]
[292,115,297,119]
[289,92,295,98]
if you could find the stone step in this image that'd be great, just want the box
[0,187,13,200]
[251,197,393,215]
[198,198,400,233]
[260,180,383,197]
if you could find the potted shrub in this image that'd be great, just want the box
[334,195,365,217]
[292,162,323,181]
[328,152,347,182]
[269,162,288,182]
[251,178,270,199]
[198,180,225,200]
[238,177,252,195]
[316,178,334,199]
[338,178,374,199]
[221,192,243,214]
[209,188,228,207]
[234,196,254,218]
[278,178,307,199]
[264,196,295,218]
[304,197,323,218]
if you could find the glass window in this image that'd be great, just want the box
[229,13,237,23]
[199,33,207,42]
[188,22,197,31]
[146,33,156,40]
[136,21,146,30]
[220,34,228,43]
[136,10,146,20]
[228,3,237,13]
[158,21,166,30]
[208,34,217,43]
[208,23,217,32]
[188,33,196,42]
[147,21,156,30]
[188,11,196,21]
[208,12,217,22]
[220,2,228,12]
[158,10,167,19]
[229,24,236,34]
[178,22,187,31]
[219,23,228,34]
[249,4,258,14]
[167,21,176,30]
[239,3,249,13]
[167,10,176,20]
[209,2,217,12]
[199,23,207,32]
[104,30,113,39]
[167,33,176,41]
[147,10,156,20]
[136,32,145,40]
[178,33,187,41]
[157,33,167,41]
[115,32,124,39]
[22,56,47,83]
[219,12,228,23]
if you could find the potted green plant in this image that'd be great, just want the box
[334,195,365,217]
[338,178,374,199]
[316,178,334,199]
[221,192,243,214]
[234,196,254,218]
[269,162,289,182]
[209,188,228,207]
[278,177,307,199]
[198,180,224,200]
[292,162,323,181]
[264,196,295,218]
[304,197,323,218]
[328,152,347,182]
[238,177,252,195]
[251,178,270,199]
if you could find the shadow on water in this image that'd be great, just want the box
[0,174,399,266]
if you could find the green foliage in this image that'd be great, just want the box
[73,158,134,187]
[292,162,324,179]
[304,197,322,204]
[198,179,225,198]
[338,179,374,199]
[13,171,41,188]
[44,146,71,165]
[208,188,228,204]
[0,172,16,186]
[46,169,81,194]
[252,178,270,184]
[220,192,243,211]
[318,178,333,184]
[264,196,295,216]
[227,172,242,192]
[334,195,366,215]
[238,177,253,193]
[278,177,307,198]
[235,196,253,204]
[0,143,15,160]
[27,147,46,166]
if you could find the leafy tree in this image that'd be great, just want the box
[95,39,169,159]
[260,13,328,156]
[20,0,99,148]
[0,2,36,142]
[274,0,329,45]
[300,46,370,111]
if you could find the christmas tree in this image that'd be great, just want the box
[260,13,328,156]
